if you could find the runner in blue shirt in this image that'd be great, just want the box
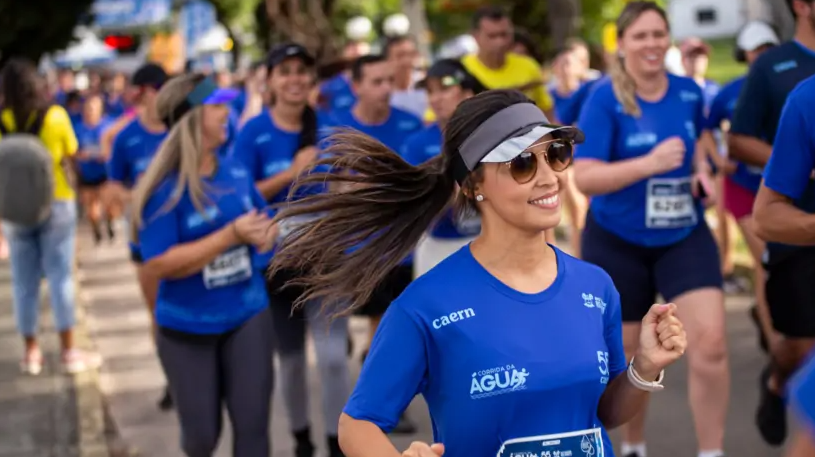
[322,53,424,434]
[705,20,779,356]
[105,63,173,410]
[730,0,815,446]
[572,3,726,457]
[74,93,116,245]
[268,88,688,457]
[231,43,349,457]
[131,73,276,457]
[754,72,815,448]
[787,352,815,457]
[401,59,485,277]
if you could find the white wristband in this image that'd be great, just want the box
[627,357,665,392]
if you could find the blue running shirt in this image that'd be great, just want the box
[790,351,815,436]
[575,74,705,247]
[344,246,626,457]
[139,157,269,334]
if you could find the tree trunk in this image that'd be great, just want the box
[547,0,580,50]
[265,0,339,63]
[402,0,432,64]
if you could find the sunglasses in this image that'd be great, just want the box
[501,139,574,184]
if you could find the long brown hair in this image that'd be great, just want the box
[609,1,670,117]
[269,89,534,314]
[0,59,47,131]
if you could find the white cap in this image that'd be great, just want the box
[737,21,780,52]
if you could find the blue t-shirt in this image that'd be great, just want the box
[549,85,582,125]
[75,119,110,182]
[108,119,167,188]
[699,79,720,114]
[706,76,764,193]
[105,95,127,119]
[558,78,604,126]
[401,124,482,239]
[320,75,356,113]
[731,41,815,147]
[139,157,269,334]
[761,74,815,264]
[575,74,705,247]
[344,246,626,457]
[790,351,815,436]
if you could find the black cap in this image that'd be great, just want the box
[416,59,486,94]
[266,43,316,70]
[131,63,168,88]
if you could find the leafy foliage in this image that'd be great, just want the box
[0,0,96,67]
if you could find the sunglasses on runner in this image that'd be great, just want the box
[502,138,575,184]
[452,102,584,186]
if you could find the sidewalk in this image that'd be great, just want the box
[0,229,108,457]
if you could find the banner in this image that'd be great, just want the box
[92,0,172,28]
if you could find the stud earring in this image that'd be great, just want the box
[475,194,484,202]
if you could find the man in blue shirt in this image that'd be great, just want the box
[325,53,423,435]
[754,74,815,449]
[729,0,815,446]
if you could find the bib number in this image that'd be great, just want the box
[277,213,323,242]
[498,428,604,457]
[645,178,697,229]
[454,207,481,236]
[203,246,252,289]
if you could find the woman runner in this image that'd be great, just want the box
[268,89,688,457]
[573,3,727,457]
[131,73,276,457]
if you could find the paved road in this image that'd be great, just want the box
[75,226,790,457]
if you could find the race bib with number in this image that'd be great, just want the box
[497,428,604,457]
[645,178,697,229]
[202,246,252,289]
[276,213,324,242]
[454,207,482,236]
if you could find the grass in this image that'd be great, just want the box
[706,38,749,84]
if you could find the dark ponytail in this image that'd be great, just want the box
[269,89,534,316]
[269,132,455,314]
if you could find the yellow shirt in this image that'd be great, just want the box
[0,106,78,200]
[461,53,554,111]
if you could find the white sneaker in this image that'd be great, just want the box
[61,349,102,374]
[20,349,43,376]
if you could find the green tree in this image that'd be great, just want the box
[0,0,95,68]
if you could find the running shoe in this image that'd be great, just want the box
[20,348,43,376]
[756,365,787,446]
[62,349,102,374]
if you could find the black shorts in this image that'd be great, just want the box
[265,267,307,307]
[581,212,723,322]
[78,175,107,188]
[129,246,144,264]
[765,250,815,338]
[355,264,414,317]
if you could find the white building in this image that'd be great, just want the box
[668,0,793,41]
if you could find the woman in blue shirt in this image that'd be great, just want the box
[130,73,276,457]
[75,93,115,244]
[572,3,726,457]
[268,88,688,457]
[232,43,349,457]
[401,59,484,277]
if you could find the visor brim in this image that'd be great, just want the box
[480,125,584,163]
[204,88,240,105]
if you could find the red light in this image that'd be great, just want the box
[104,35,134,49]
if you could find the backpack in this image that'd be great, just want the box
[0,109,56,226]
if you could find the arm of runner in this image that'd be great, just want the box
[728,61,773,167]
[754,90,815,244]
[341,303,429,457]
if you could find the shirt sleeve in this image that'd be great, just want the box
[138,184,181,261]
[730,62,770,138]
[575,87,616,162]
[107,130,129,183]
[343,302,428,432]
[604,286,627,380]
[48,106,79,156]
[763,93,815,200]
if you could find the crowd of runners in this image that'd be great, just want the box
[0,0,814,456]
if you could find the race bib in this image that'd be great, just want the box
[645,178,697,229]
[497,428,604,457]
[454,207,482,236]
[85,144,102,158]
[277,213,324,242]
[202,246,252,289]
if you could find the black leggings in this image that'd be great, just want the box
[157,309,274,457]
